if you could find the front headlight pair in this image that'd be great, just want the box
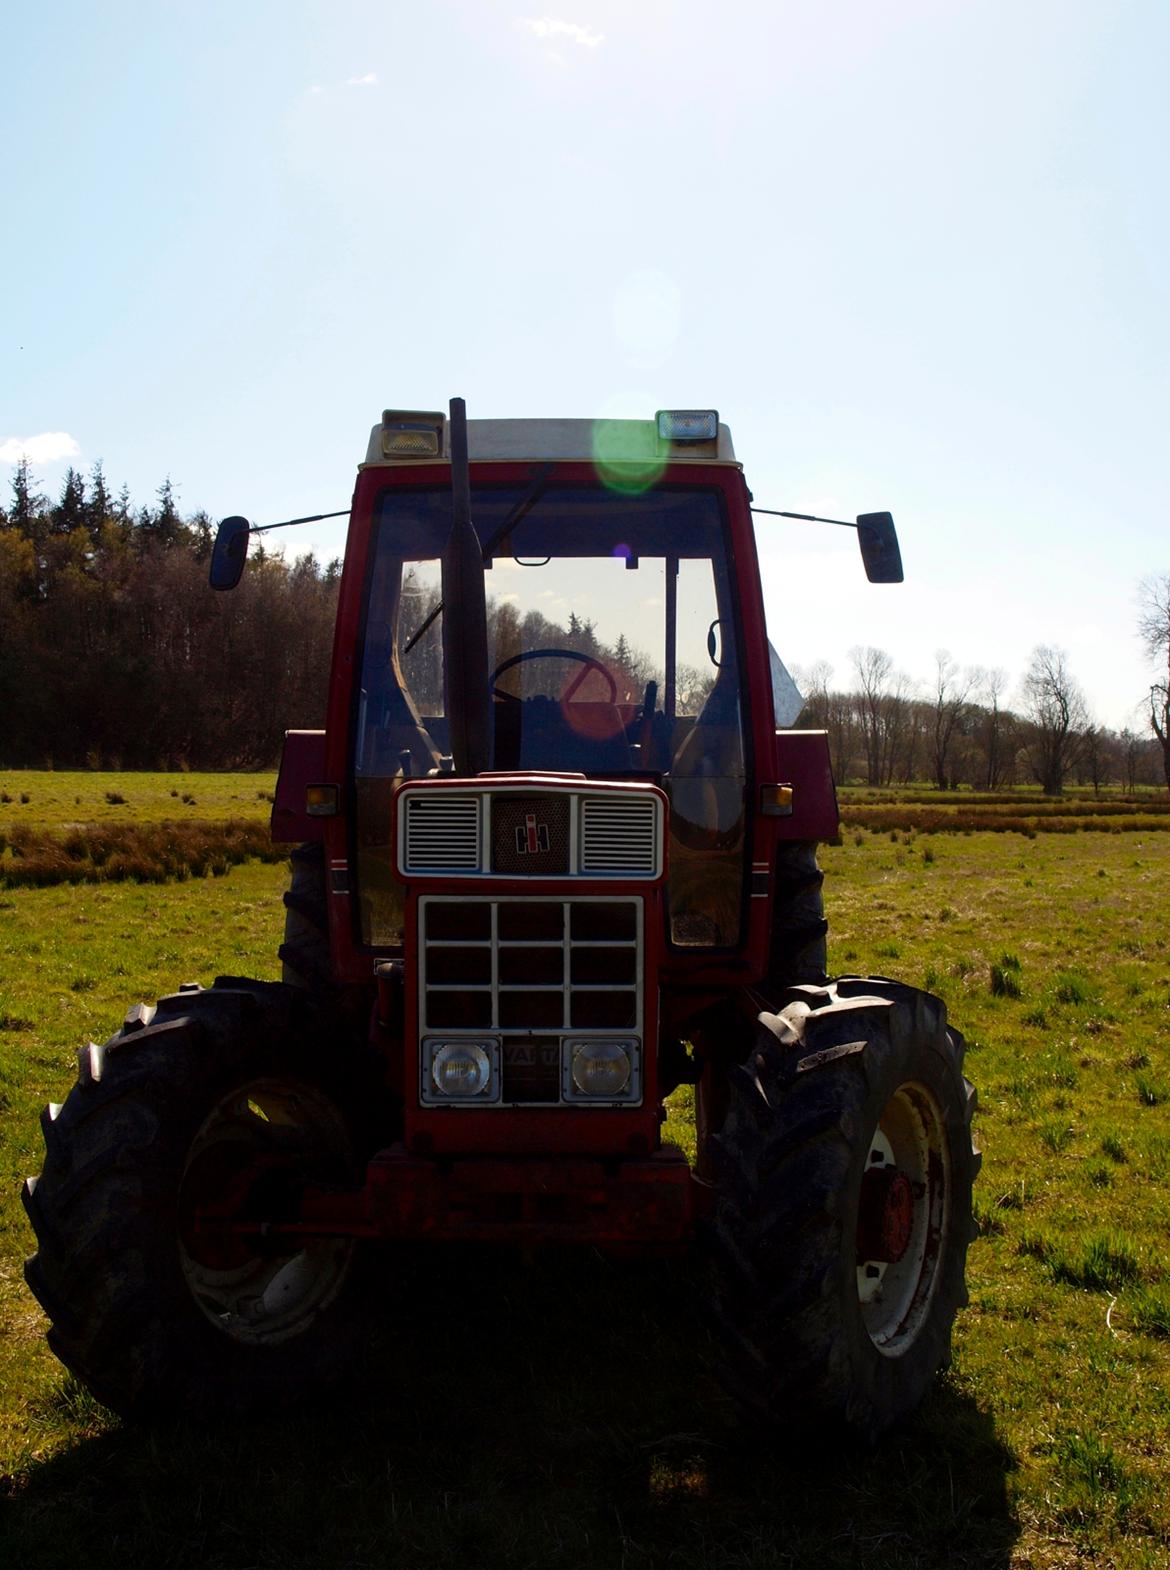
[420,1037,639,1104]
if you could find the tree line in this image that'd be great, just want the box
[3,460,1169,789]
[0,461,338,768]
[796,644,1167,794]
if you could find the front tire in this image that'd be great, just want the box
[706,977,979,1442]
[23,980,371,1418]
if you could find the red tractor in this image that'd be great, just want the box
[23,402,978,1438]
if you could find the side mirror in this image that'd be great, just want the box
[856,511,903,583]
[209,516,251,590]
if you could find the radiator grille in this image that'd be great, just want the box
[580,795,658,875]
[404,794,481,872]
[420,896,641,1104]
[398,785,662,879]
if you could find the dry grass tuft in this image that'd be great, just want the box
[0,820,286,888]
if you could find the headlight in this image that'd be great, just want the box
[568,1040,636,1100]
[424,1040,498,1102]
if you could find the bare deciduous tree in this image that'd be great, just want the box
[973,667,1011,789]
[1020,645,1089,796]
[851,646,915,786]
[1138,573,1170,793]
[931,650,975,790]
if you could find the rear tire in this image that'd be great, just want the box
[280,842,331,991]
[23,981,371,1418]
[764,841,828,993]
[706,977,979,1442]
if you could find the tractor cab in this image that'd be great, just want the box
[352,461,752,954]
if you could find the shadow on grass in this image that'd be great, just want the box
[3,1250,1017,1570]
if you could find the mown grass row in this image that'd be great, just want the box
[841,787,1170,808]
[842,804,1170,835]
[0,820,287,888]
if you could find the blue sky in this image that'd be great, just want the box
[3,0,1166,729]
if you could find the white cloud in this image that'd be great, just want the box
[0,432,81,465]
[304,72,377,99]
[514,17,605,51]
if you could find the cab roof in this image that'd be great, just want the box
[362,414,739,468]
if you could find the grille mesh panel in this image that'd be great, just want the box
[580,796,658,874]
[404,795,481,871]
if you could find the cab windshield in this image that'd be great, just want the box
[354,483,749,949]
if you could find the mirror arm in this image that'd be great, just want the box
[249,508,350,534]
[750,507,856,529]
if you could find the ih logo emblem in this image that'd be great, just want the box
[516,813,551,855]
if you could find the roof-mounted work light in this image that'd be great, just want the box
[380,409,446,458]
[656,409,719,443]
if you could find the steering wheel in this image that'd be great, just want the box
[490,648,619,703]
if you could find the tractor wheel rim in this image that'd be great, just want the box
[177,1077,355,1347]
[855,1081,949,1355]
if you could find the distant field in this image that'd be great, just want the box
[2,778,1170,1567]
[0,769,275,829]
[837,784,1170,836]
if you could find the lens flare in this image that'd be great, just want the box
[592,419,667,495]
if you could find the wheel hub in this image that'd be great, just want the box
[177,1078,357,1346]
[855,1082,950,1353]
[856,1165,915,1263]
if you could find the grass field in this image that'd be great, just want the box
[0,770,275,828]
[2,775,1170,1567]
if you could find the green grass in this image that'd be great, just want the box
[0,768,275,829]
[3,776,1170,1566]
